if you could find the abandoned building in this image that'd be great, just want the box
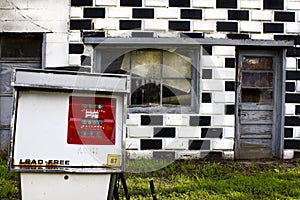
[0,0,300,160]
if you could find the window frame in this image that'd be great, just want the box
[94,45,200,114]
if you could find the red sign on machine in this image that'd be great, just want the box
[67,96,116,145]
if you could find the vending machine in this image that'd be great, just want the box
[9,68,129,200]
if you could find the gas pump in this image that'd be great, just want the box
[8,68,129,200]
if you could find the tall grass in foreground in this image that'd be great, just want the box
[0,158,18,200]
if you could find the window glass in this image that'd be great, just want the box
[99,47,197,112]
[1,34,42,59]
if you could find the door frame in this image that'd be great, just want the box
[235,49,285,159]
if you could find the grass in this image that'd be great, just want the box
[1,158,300,199]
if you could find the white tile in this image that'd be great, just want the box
[126,150,153,160]
[125,139,140,150]
[69,31,81,42]
[126,114,140,126]
[298,11,300,21]
[286,1,300,10]
[240,0,261,9]
[95,0,119,6]
[202,80,224,91]
[286,23,300,34]
[94,19,118,30]
[144,20,168,30]
[165,114,189,126]
[204,9,227,20]
[223,151,234,159]
[45,43,68,67]
[193,21,215,32]
[285,104,295,115]
[108,7,131,18]
[145,0,168,7]
[176,151,201,159]
[192,0,214,8]
[212,139,234,150]
[251,10,273,21]
[200,104,224,115]
[224,127,235,138]
[177,127,201,138]
[297,81,300,92]
[214,92,235,103]
[214,68,235,80]
[164,139,188,150]
[251,34,274,40]
[127,127,153,138]
[213,46,235,56]
[70,7,82,18]
[156,8,179,19]
[213,115,235,126]
[69,54,81,66]
[286,58,297,69]
[283,150,294,159]
[202,56,224,67]
[294,128,300,138]
[240,22,262,33]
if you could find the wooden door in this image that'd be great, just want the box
[236,55,275,159]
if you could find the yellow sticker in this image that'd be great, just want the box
[107,154,121,166]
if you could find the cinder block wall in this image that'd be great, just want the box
[67,0,300,160]
[1,0,299,159]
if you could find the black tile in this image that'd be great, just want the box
[228,10,249,20]
[132,32,154,38]
[82,31,105,38]
[84,8,105,18]
[190,116,211,126]
[201,151,223,159]
[169,21,190,31]
[285,82,295,92]
[275,12,295,22]
[285,116,300,126]
[263,23,284,33]
[180,32,204,38]
[286,94,300,103]
[153,151,175,161]
[69,43,84,54]
[141,115,163,126]
[141,139,162,150]
[202,69,212,79]
[227,34,250,40]
[225,105,235,115]
[201,128,223,138]
[81,55,91,66]
[274,35,300,45]
[284,128,293,138]
[286,47,300,57]
[71,0,93,6]
[286,71,300,80]
[216,0,237,8]
[169,0,190,7]
[70,19,92,30]
[298,59,300,69]
[225,58,235,68]
[120,0,142,7]
[203,45,212,55]
[154,127,176,138]
[133,8,154,18]
[202,93,212,103]
[189,140,210,150]
[284,140,300,149]
[263,0,284,10]
[217,22,238,32]
[181,9,202,19]
[120,20,141,30]
[225,81,235,91]
[296,105,300,115]
[294,151,300,158]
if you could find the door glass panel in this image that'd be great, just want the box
[241,88,273,104]
[242,72,273,88]
[243,57,273,70]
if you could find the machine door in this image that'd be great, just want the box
[236,55,275,159]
